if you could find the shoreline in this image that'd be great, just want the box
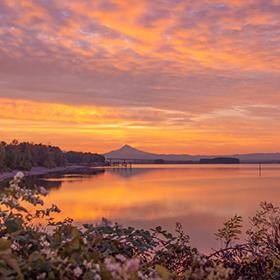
[0,165,91,182]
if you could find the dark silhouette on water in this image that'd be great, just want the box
[199,157,240,164]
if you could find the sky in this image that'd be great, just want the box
[1,0,280,155]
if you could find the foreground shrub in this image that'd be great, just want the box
[1,172,280,279]
[208,202,280,279]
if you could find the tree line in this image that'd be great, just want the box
[66,151,105,165]
[0,140,105,172]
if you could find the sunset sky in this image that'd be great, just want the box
[1,0,280,155]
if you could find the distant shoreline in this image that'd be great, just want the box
[0,165,90,182]
[1,161,276,182]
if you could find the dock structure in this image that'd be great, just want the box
[105,158,154,167]
[110,161,131,168]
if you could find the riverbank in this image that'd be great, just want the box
[0,165,91,182]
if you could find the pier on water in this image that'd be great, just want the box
[106,158,154,168]
[110,161,132,168]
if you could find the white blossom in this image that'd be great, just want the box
[36,272,46,279]
[138,271,148,280]
[38,199,44,206]
[39,187,48,196]
[83,260,92,269]
[124,258,140,272]
[115,254,126,262]
[94,264,100,272]
[104,258,122,276]
[14,172,24,180]
[194,252,207,265]
[93,274,101,280]
[73,266,83,277]
[1,196,9,203]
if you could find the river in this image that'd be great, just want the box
[11,164,280,253]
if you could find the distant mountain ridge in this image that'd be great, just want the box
[102,144,192,161]
[102,145,280,163]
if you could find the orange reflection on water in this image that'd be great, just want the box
[22,164,280,252]
[25,165,280,221]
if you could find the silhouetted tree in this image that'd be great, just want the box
[0,140,103,172]
[65,151,105,164]
[5,142,20,170]
[0,144,5,171]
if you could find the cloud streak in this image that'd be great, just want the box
[0,0,280,153]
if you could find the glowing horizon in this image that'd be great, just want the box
[1,0,280,155]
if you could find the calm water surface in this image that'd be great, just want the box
[25,164,280,253]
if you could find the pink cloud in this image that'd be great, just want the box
[0,0,280,153]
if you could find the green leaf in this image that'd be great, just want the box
[0,248,23,280]
[92,252,99,261]
[0,267,8,275]
[28,251,41,262]
[92,234,103,246]
[124,229,133,235]
[15,206,28,213]
[100,270,112,280]
[18,237,27,246]
[70,238,80,250]
[0,239,11,252]
[54,233,61,242]
[156,226,162,232]
[155,264,169,280]
[137,246,147,252]
[64,225,74,238]
[166,233,173,239]
[5,220,20,233]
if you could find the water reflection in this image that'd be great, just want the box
[5,164,280,253]
[0,168,105,191]
[106,167,154,178]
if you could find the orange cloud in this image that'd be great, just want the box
[1,97,280,155]
[1,0,280,154]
